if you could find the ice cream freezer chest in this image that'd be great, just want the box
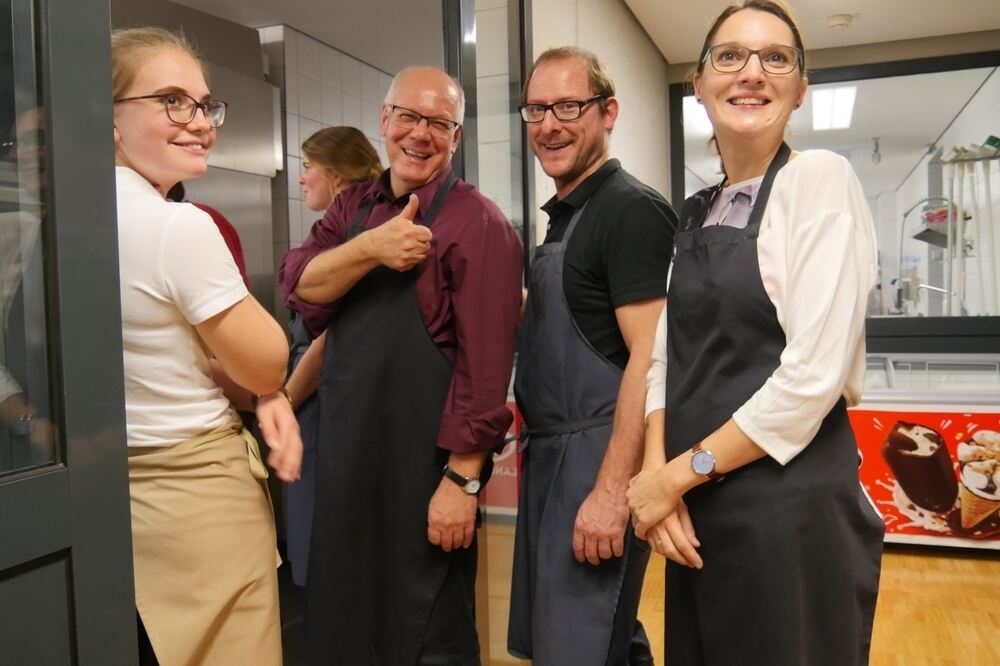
[853,354,1000,550]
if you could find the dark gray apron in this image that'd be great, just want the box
[305,173,480,665]
[664,143,883,665]
[509,202,651,666]
[284,312,319,587]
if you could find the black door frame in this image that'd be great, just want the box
[0,0,136,663]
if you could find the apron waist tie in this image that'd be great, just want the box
[507,414,615,444]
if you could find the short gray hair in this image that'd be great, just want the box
[384,66,466,125]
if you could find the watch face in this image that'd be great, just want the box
[465,479,482,495]
[691,449,716,476]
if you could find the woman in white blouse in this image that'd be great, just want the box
[626,2,883,664]
[112,27,299,666]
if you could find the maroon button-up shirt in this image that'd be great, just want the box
[279,167,523,454]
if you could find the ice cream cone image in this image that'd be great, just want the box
[957,434,1000,532]
[959,484,1000,529]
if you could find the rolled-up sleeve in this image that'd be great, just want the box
[733,152,876,464]
[278,205,347,337]
[436,206,523,454]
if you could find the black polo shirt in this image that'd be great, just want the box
[541,159,678,369]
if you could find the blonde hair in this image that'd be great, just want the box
[522,46,615,104]
[301,126,384,185]
[110,27,205,100]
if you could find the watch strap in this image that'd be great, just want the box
[442,464,481,495]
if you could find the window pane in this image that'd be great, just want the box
[0,0,58,474]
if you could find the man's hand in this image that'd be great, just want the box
[255,391,303,482]
[573,484,630,565]
[365,194,433,271]
[427,476,477,552]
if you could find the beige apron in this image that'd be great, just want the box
[128,418,282,666]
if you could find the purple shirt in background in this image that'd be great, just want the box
[278,167,524,455]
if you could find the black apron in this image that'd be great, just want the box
[509,199,651,666]
[284,312,319,587]
[664,144,883,665]
[305,173,479,665]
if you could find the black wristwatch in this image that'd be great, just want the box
[442,465,482,495]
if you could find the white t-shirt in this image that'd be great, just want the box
[116,167,249,447]
[646,150,877,465]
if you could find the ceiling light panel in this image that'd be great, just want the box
[812,86,857,131]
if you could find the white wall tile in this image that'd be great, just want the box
[478,142,512,212]
[297,34,320,80]
[361,64,381,103]
[286,114,301,157]
[284,70,298,115]
[284,28,298,71]
[361,101,380,140]
[476,74,511,144]
[341,56,361,97]
[379,73,392,103]
[298,73,322,122]
[320,47,342,88]
[321,86,342,126]
[286,154,301,200]
[287,199,302,243]
[342,93,362,129]
[299,117,322,147]
[476,8,509,78]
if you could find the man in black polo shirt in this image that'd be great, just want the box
[508,47,677,665]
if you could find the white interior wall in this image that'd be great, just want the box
[531,0,672,244]
[892,69,1000,316]
[259,25,391,263]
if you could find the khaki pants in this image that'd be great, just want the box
[128,420,282,666]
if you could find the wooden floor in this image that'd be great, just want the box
[479,519,1000,665]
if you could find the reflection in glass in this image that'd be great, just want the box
[1,0,57,475]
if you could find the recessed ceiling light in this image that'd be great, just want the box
[812,86,857,131]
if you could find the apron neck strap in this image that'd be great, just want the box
[744,141,791,236]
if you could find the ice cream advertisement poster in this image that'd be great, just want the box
[850,408,1000,549]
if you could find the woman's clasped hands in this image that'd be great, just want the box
[627,466,704,569]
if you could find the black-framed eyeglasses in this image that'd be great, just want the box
[702,43,803,75]
[518,95,605,123]
[114,92,229,128]
[386,104,461,137]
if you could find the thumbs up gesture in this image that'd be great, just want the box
[368,194,434,271]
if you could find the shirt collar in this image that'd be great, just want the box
[367,166,456,218]
[116,166,164,198]
[541,158,621,216]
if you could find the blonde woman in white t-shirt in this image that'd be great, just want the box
[112,27,299,666]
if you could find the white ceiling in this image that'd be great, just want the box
[626,0,1000,65]
[170,0,444,74]
[683,67,997,198]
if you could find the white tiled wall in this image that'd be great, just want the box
[475,0,514,223]
[259,25,392,257]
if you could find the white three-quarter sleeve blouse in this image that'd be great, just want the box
[645,150,877,465]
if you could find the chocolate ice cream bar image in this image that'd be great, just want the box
[881,421,958,513]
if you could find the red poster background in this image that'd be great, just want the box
[850,407,1000,549]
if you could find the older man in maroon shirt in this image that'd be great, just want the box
[279,66,522,665]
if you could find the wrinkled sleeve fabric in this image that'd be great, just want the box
[436,203,523,454]
[278,197,350,337]
[160,205,248,326]
[732,151,877,465]
[644,302,668,420]
[606,192,677,307]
